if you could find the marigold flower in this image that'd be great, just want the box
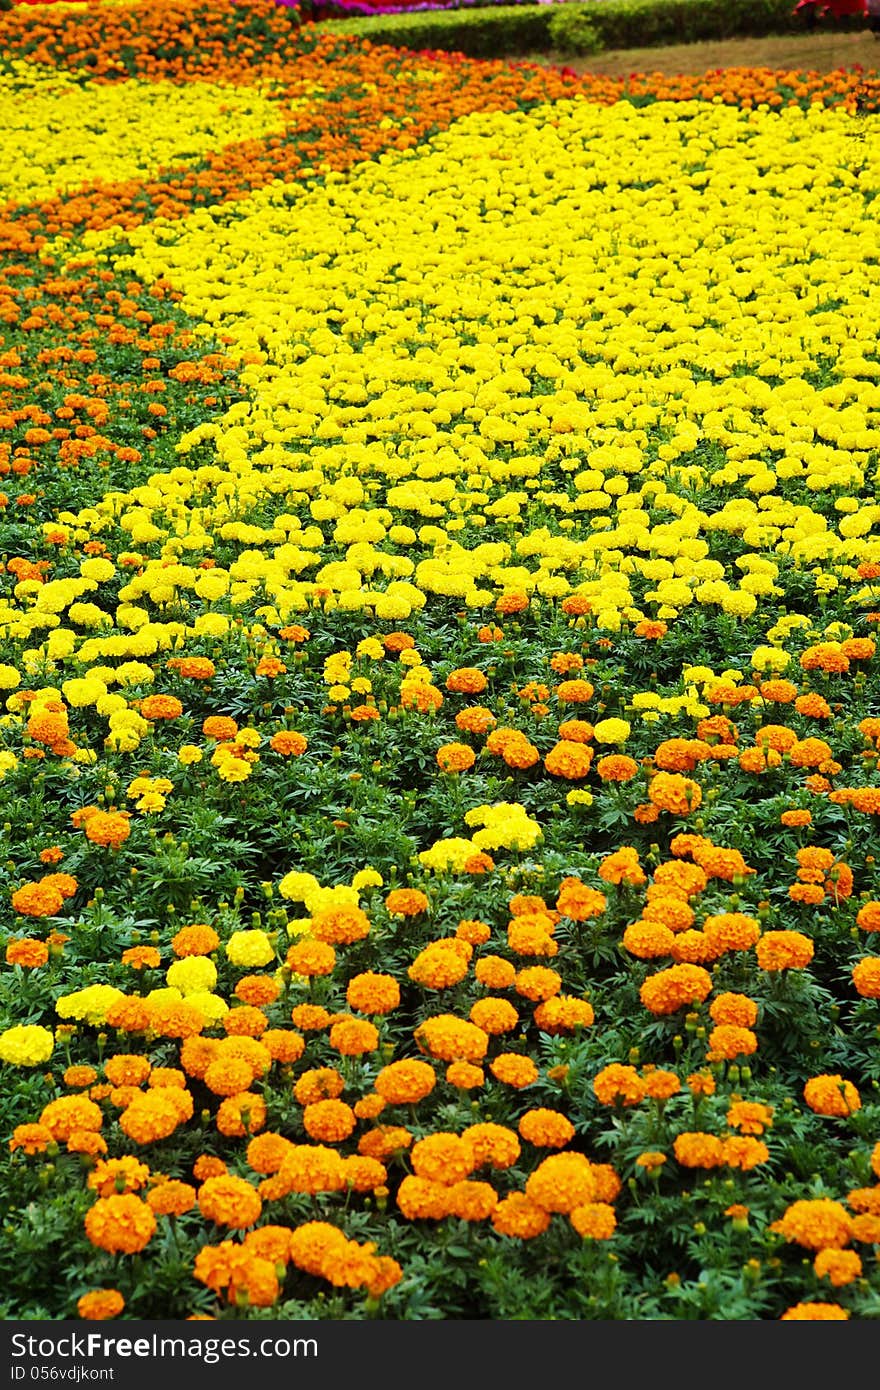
[411,1133,477,1185]
[83,811,131,849]
[374,1058,436,1104]
[436,742,476,773]
[673,1133,725,1169]
[329,1018,379,1056]
[5,938,49,968]
[11,882,64,918]
[40,1096,102,1143]
[9,1123,54,1155]
[396,1175,454,1220]
[346,971,400,1015]
[852,958,880,998]
[302,1099,356,1144]
[518,1109,575,1148]
[755,930,814,971]
[707,1025,758,1061]
[198,1175,261,1229]
[491,1193,552,1238]
[709,993,758,1028]
[570,1202,616,1240]
[803,1074,861,1117]
[147,1181,197,1218]
[408,939,470,990]
[85,1194,156,1254]
[648,771,702,815]
[286,940,337,977]
[87,1156,150,1198]
[595,754,639,782]
[593,1064,644,1107]
[640,964,712,1016]
[310,905,371,945]
[526,1153,596,1213]
[77,1290,125,1321]
[544,740,593,779]
[446,1062,485,1090]
[470,997,519,1035]
[489,1053,539,1088]
[269,730,308,756]
[415,1017,488,1064]
[771,1198,853,1250]
[780,1303,849,1320]
[727,1101,774,1135]
[555,679,594,704]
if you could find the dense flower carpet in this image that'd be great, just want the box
[1,0,880,1322]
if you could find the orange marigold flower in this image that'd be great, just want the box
[648,771,702,815]
[310,905,370,945]
[9,1123,54,1155]
[445,668,488,695]
[707,1025,758,1061]
[780,1302,849,1320]
[709,993,758,1028]
[514,966,562,1002]
[235,975,281,1008]
[346,971,400,1015]
[246,1133,296,1175]
[415,1016,488,1064]
[673,1132,725,1168]
[491,1193,552,1238]
[40,1096,102,1143]
[286,939,336,977]
[77,1290,125,1321]
[329,1018,379,1056]
[202,716,239,742]
[526,1153,596,1213]
[593,1064,644,1107]
[140,695,183,721]
[455,706,497,736]
[358,1126,413,1161]
[269,730,308,756]
[303,1099,356,1144]
[84,1194,156,1254]
[171,923,219,957]
[570,1202,616,1240]
[408,939,470,990]
[5,937,49,968]
[803,1074,860,1117]
[518,1108,575,1148]
[594,754,639,782]
[198,1174,261,1229]
[436,742,476,773]
[82,811,131,849]
[374,1059,436,1104]
[384,888,428,917]
[754,930,814,971]
[290,1004,332,1031]
[11,882,64,918]
[489,1053,539,1088]
[147,1180,197,1217]
[395,1175,454,1220]
[411,1133,477,1185]
[727,1101,774,1135]
[446,1061,485,1089]
[770,1198,853,1250]
[639,964,712,1016]
[555,679,594,704]
[642,1070,681,1102]
[555,877,607,921]
[852,958,880,998]
[469,997,519,1035]
[544,740,593,779]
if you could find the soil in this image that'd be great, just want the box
[520,28,880,77]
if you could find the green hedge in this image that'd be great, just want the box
[319,0,865,57]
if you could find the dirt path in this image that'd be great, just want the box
[522,28,880,76]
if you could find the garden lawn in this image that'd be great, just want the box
[0,0,880,1323]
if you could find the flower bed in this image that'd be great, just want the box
[0,0,880,1324]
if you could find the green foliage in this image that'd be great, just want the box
[322,0,824,57]
[547,6,603,54]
